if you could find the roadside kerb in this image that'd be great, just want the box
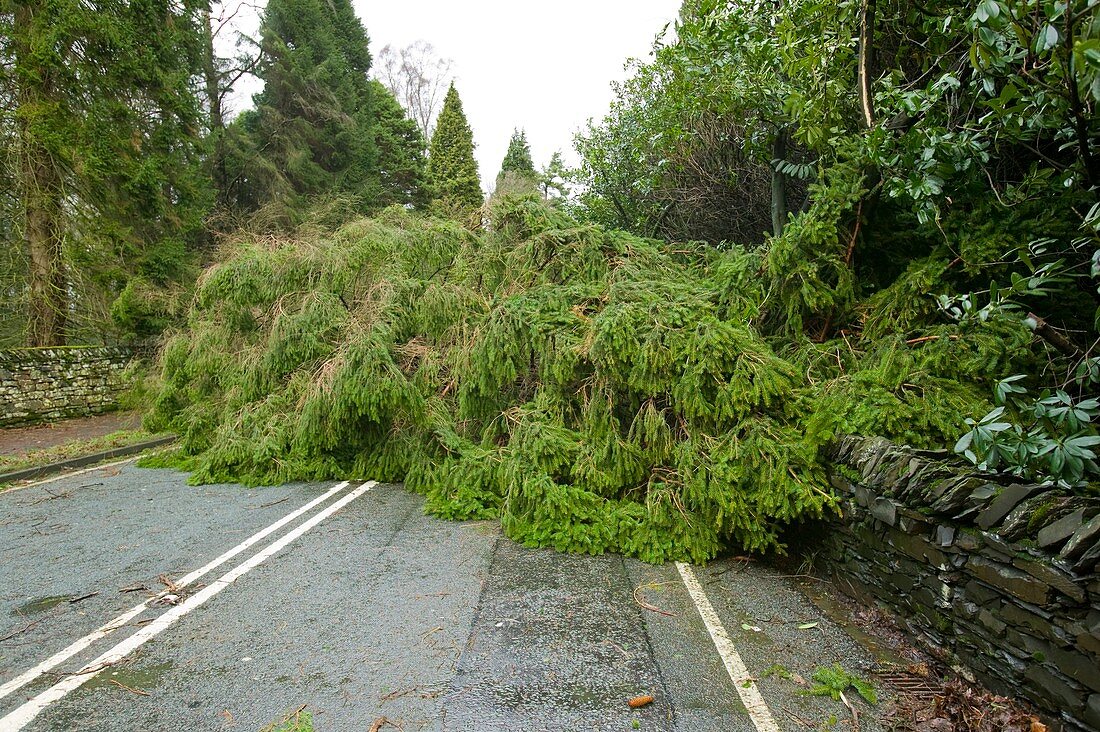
[0,435,177,485]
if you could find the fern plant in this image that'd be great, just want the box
[807,664,877,705]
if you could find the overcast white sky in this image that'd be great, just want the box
[220,0,681,191]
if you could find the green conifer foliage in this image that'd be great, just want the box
[498,128,537,183]
[426,84,482,209]
[2,0,209,345]
[368,80,428,209]
[242,0,378,208]
[147,195,1027,561]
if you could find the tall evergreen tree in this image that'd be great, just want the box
[2,0,209,345]
[368,80,428,208]
[426,83,482,210]
[497,128,536,184]
[240,0,378,209]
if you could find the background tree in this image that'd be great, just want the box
[200,2,261,213]
[574,20,805,247]
[369,79,429,209]
[493,128,538,198]
[232,0,378,215]
[374,41,453,147]
[497,128,537,183]
[426,83,482,210]
[539,151,571,203]
[1,0,209,346]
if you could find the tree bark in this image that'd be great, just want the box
[771,128,789,237]
[1065,5,1098,187]
[15,4,67,346]
[858,0,876,129]
[202,8,229,208]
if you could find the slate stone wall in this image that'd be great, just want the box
[0,347,133,426]
[823,436,1100,731]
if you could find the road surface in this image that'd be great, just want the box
[0,462,893,731]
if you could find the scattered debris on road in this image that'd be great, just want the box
[68,591,99,604]
[632,582,676,617]
[109,679,149,696]
[885,676,1050,731]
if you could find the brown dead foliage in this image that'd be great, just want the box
[885,677,1047,732]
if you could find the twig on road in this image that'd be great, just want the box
[69,591,99,604]
[30,486,76,505]
[260,704,308,732]
[110,679,150,696]
[158,574,180,594]
[599,639,632,660]
[380,686,417,702]
[633,582,677,617]
[255,496,290,509]
[783,707,816,728]
[0,617,44,643]
[840,690,861,731]
[40,659,121,678]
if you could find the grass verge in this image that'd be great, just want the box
[0,429,171,475]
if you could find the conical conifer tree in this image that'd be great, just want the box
[426,84,482,209]
[244,0,378,207]
[497,129,536,183]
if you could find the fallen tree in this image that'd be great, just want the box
[146,194,1037,562]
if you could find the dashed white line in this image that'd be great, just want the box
[0,480,352,704]
[1,480,375,731]
[676,561,781,732]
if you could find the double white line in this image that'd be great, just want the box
[0,479,375,731]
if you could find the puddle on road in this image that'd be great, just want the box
[11,594,70,615]
[85,661,174,693]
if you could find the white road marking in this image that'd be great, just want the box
[1,480,375,731]
[0,480,352,703]
[676,561,781,732]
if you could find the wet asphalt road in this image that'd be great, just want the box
[0,463,892,731]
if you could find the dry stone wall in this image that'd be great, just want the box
[823,436,1100,731]
[0,347,132,426]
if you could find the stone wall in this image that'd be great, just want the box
[824,436,1100,731]
[0,347,133,426]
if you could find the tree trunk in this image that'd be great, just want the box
[771,128,789,237]
[202,9,229,207]
[15,4,67,347]
[858,0,876,129]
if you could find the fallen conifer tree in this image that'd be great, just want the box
[146,194,1038,562]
